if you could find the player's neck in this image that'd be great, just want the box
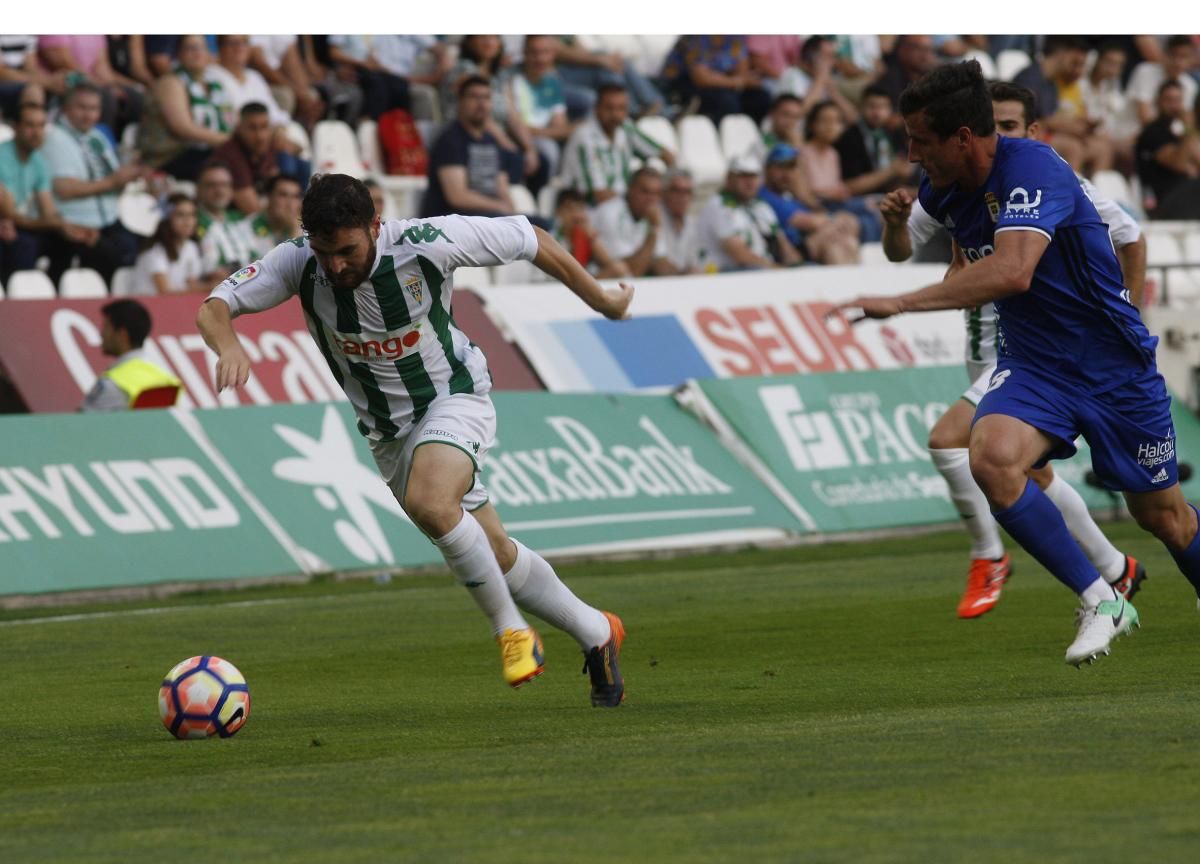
[957,135,998,191]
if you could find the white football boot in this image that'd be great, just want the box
[1065,596,1139,667]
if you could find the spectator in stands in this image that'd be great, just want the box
[131,193,205,295]
[1136,80,1200,219]
[835,84,913,195]
[660,35,770,124]
[249,36,324,129]
[421,74,519,220]
[41,82,144,285]
[833,35,886,100]
[800,100,882,242]
[327,35,449,119]
[208,103,295,217]
[38,35,144,137]
[553,36,664,119]
[757,143,860,265]
[106,36,156,90]
[779,36,858,126]
[238,174,303,259]
[363,177,386,219]
[873,36,937,130]
[747,35,802,96]
[695,154,801,272]
[657,167,700,274]
[443,36,547,194]
[80,299,181,412]
[195,162,251,282]
[552,187,629,279]
[143,36,181,79]
[509,35,572,180]
[0,36,58,119]
[0,103,95,281]
[760,92,825,209]
[1129,35,1197,126]
[138,36,231,182]
[1081,41,1140,170]
[300,35,364,125]
[560,84,675,206]
[590,166,673,278]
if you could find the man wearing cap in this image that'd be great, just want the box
[758,143,861,265]
[695,153,801,272]
[80,299,182,412]
[591,165,680,278]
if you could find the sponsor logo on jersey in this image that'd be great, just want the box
[1152,468,1170,484]
[984,192,1000,223]
[397,223,454,246]
[1004,187,1042,217]
[333,324,423,361]
[1137,438,1175,469]
[226,264,258,286]
[403,275,424,305]
[985,369,1011,394]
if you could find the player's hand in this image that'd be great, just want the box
[214,344,253,392]
[830,296,904,324]
[879,189,913,228]
[598,282,635,320]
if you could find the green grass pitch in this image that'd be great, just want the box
[2,522,1199,863]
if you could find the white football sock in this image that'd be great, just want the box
[1042,474,1126,583]
[1081,575,1117,609]
[503,540,611,650]
[433,509,527,636]
[930,447,1005,560]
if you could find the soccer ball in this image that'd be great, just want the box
[158,655,251,739]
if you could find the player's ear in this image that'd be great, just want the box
[370,214,381,242]
[1028,120,1043,140]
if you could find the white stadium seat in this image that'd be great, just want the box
[964,49,998,80]
[285,120,312,161]
[408,83,442,123]
[633,35,678,78]
[59,268,109,299]
[6,270,56,299]
[677,115,726,188]
[358,119,383,174]
[537,182,561,219]
[312,120,365,177]
[636,115,679,157]
[718,114,762,162]
[508,184,537,217]
[997,49,1032,82]
[1146,232,1184,267]
[1089,170,1135,213]
[110,267,136,297]
[118,190,161,237]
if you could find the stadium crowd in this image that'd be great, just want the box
[0,33,1198,295]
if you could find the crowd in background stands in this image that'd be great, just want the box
[1,33,1199,294]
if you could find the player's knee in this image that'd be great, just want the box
[928,423,964,452]
[968,450,1025,507]
[403,489,462,539]
[1132,505,1193,549]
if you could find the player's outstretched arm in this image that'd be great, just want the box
[530,225,634,320]
[833,228,1049,322]
[196,298,253,391]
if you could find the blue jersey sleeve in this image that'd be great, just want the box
[995,143,1076,241]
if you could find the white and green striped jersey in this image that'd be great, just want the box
[560,117,665,204]
[198,209,252,276]
[209,214,539,441]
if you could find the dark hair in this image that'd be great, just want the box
[988,81,1037,128]
[146,193,196,262]
[239,102,269,120]
[264,173,301,197]
[362,177,381,190]
[899,60,995,139]
[102,299,152,348]
[801,35,832,65]
[629,165,663,187]
[301,173,374,238]
[861,83,892,103]
[459,35,505,77]
[1167,35,1194,51]
[15,102,46,124]
[555,188,586,210]
[769,92,803,113]
[803,100,842,141]
[175,35,205,57]
[597,83,627,101]
[456,73,492,100]
[1043,35,1088,56]
[198,161,233,181]
[65,81,103,105]
[1095,39,1127,58]
[1158,79,1185,98]
[216,34,248,51]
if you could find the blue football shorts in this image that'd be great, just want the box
[972,361,1177,493]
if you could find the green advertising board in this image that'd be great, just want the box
[694,367,1200,534]
[0,411,300,594]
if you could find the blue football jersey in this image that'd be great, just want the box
[917,136,1157,390]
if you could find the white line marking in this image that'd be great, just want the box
[0,594,364,628]
[505,506,754,531]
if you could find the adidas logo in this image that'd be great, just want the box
[1152,468,1169,484]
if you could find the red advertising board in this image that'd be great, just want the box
[0,290,542,413]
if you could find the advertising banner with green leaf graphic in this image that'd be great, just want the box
[0,411,300,595]
[692,368,1200,534]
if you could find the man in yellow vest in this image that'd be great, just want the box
[80,299,182,411]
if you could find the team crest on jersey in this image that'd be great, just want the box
[403,275,424,304]
[984,192,1000,223]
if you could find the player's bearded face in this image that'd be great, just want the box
[311,225,379,291]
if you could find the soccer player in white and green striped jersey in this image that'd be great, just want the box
[198,174,633,706]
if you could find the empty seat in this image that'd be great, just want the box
[285,120,312,160]
[110,266,136,297]
[996,49,1031,82]
[636,115,679,156]
[6,270,56,299]
[1146,231,1184,267]
[1090,170,1135,213]
[312,120,364,177]
[508,184,537,216]
[677,115,725,188]
[59,268,109,299]
[357,119,383,174]
[118,190,161,237]
[718,113,762,162]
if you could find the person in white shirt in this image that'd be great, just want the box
[591,166,672,278]
[1127,35,1198,126]
[656,168,700,274]
[695,154,801,272]
[131,194,205,295]
[327,35,448,119]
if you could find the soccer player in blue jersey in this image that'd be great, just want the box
[836,61,1200,666]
